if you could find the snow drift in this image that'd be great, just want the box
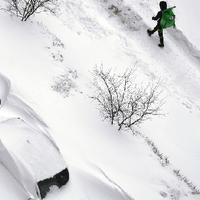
[0,74,69,199]
[1,0,200,199]
[0,73,10,109]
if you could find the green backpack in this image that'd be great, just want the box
[160,6,176,32]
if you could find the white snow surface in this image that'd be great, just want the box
[0,0,200,199]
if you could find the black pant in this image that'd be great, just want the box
[152,24,163,38]
[150,24,164,45]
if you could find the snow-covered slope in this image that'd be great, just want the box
[0,74,68,199]
[0,0,200,199]
[0,73,10,109]
[0,163,29,200]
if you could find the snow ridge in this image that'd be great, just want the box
[96,165,135,200]
[0,73,10,109]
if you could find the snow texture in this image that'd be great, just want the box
[1,0,200,199]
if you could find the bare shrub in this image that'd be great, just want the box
[2,0,58,21]
[90,65,165,130]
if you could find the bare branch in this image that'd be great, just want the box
[90,65,165,131]
[2,0,57,21]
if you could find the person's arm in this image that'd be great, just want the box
[152,11,162,20]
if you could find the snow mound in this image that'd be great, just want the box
[73,161,135,200]
[0,117,68,199]
[0,118,67,181]
[0,163,29,200]
[0,73,10,109]
[0,74,69,199]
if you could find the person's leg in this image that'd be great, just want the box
[147,26,158,36]
[158,29,164,47]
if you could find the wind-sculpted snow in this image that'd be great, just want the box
[0,73,57,147]
[1,0,200,199]
[69,160,135,200]
[0,118,67,180]
[90,164,135,200]
[0,138,40,199]
[0,163,30,200]
[0,117,68,199]
[0,73,10,109]
[172,29,200,65]
[0,74,68,199]
[3,92,57,145]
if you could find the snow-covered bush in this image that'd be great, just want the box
[90,65,164,130]
[2,0,58,21]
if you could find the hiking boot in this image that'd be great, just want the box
[147,29,152,36]
[158,37,164,47]
[158,43,164,47]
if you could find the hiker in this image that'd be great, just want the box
[147,1,167,47]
